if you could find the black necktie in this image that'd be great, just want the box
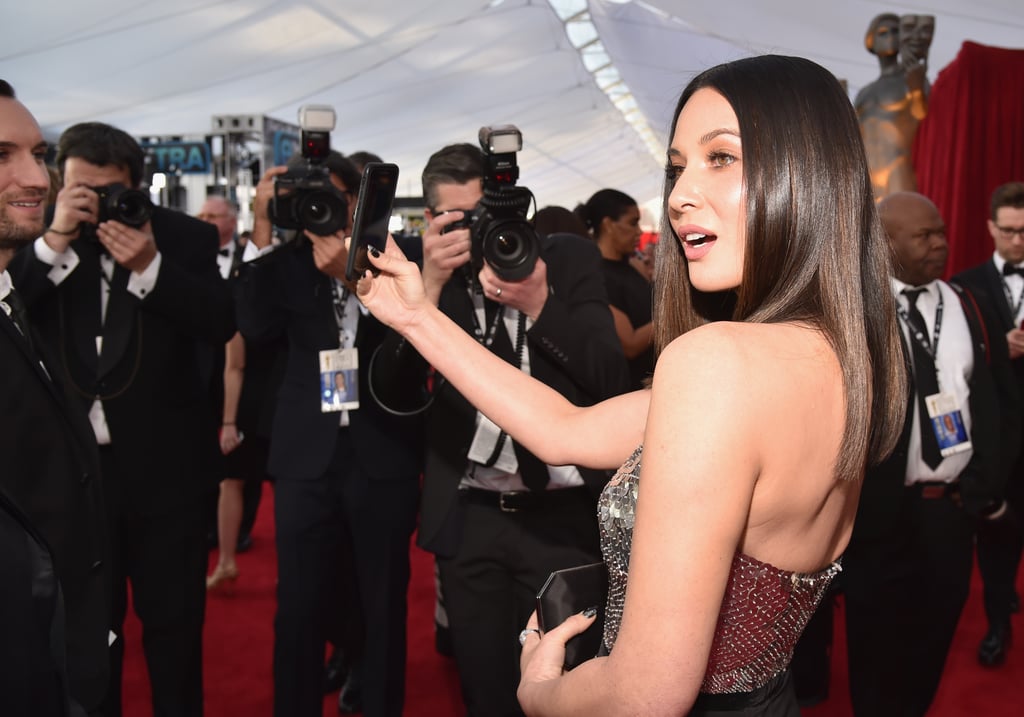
[1004,263,1024,277]
[3,288,33,348]
[903,288,943,469]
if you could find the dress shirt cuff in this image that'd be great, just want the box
[242,240,278,262]
[33,236,79,285]
[127,252,161,299]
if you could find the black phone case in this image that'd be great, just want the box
[345,162,399,281]
[535,561,608,670]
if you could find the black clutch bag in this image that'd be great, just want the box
[535,561,609,670]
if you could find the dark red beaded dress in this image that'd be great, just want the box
[598,446,841,715]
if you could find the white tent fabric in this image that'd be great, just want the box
[3,0,1022,212]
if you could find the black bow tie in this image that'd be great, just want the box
[218,247,231,257]
[1003,262,1024,277]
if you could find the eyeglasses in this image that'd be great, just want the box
[996,226,1024,240]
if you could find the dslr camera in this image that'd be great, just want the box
[446,124,539,282]
[269,104,348,236]
[92,183,154,227]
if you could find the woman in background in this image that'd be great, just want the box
[577,189,654,389]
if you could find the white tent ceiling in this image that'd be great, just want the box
[3,0,1022,215]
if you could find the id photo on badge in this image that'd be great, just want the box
[321,369,358,411]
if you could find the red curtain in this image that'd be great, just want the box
[912,41,1024,278]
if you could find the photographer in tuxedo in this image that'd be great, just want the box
[9,120,235,717]
[369,135,629,716]
[234,133,421,717]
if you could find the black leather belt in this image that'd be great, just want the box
[909,480,961,502]
[459,486,589,513]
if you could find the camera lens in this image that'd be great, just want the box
[305,197,332,223]
[112,189,153,227]
[483,218,539,281]
[97,184,153,228]
[298,190,347,236]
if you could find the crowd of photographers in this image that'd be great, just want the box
[1,82,648,717]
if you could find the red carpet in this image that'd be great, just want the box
[122,487,1022,715]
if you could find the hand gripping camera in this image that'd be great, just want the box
[466,124,540,281]
[269,104,348,236]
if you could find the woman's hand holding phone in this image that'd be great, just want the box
[355,236,430,335]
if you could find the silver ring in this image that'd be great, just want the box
[495,287,502,297]
[518,627,540,646]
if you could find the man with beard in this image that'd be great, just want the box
[0,78,109,716]
[9,117,234,716]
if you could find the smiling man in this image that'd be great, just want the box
[0,78,110,717]
[8,116,235,717]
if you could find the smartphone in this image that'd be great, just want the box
[345,162,399,281]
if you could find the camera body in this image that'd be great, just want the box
[269,104,349,237]
[93,183,154,227]
[467,124,540,281]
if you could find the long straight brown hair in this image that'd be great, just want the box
[652,55,906,480]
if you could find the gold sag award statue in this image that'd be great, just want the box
[854,13,935,200]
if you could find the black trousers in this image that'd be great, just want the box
[272,429,419,717]
[437,488,601,717]
[976,462,1024,631]
[844,487,974,717]
[100,449,209,717]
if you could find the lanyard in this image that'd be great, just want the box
[330,279,355,348]
[468,284,507,347]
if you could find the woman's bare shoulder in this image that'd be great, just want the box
[658,321,790,371]
[656,322,834,403]
[652,323,761,417]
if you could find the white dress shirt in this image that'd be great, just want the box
[991,251,1024,324]
[892,278,974,484]
[32,236,161,444]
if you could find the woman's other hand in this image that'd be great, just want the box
[517,608,598,712]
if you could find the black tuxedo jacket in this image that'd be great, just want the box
[0,288,109,711]
[371,232,631,556]
[234,240,423,483]
[954,258,1024,391]
[853,281,1017,541]
[10,207,236,515]
[0,486,75,716]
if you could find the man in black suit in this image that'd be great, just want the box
[370,141,630,716]
[843,191,1017,716]
[10,121,235,716]
[235,150,422,717]
[0,78,104,717]
[952,180,1024,666]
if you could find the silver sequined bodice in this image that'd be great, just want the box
[598,445,842,694]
